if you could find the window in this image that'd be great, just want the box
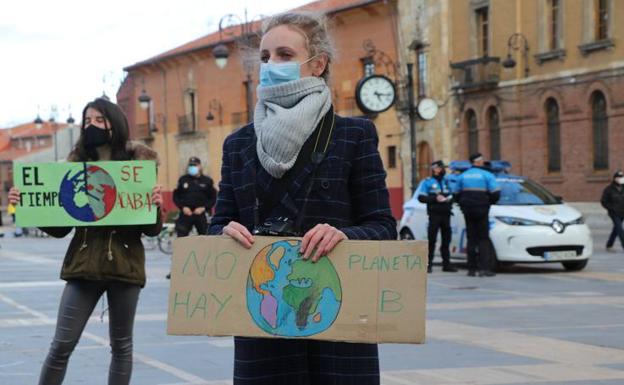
[417,50,428,97]
[596,0,609,40]
[467,109,478,156]
[387,145,397,169]
[488,107,501,160]
[545,98,561,173]
[592,91,608,170]
[476,7,489,57]
[550,0,561,50]
[183,90,197,132]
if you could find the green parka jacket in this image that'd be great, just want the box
[42,142,162,287]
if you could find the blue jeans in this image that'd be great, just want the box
[607,212,624,249]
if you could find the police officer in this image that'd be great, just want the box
[173,156,217,237]
[454,153,500,277]
[418,160,457,273]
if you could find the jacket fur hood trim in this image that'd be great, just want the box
[66,141,158,163]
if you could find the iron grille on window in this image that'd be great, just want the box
[550,0,560,50]
[476,7,489,57]
[546,99,561,172]
[597,0,609,40]
[592,92,608,170]
[488,107,501,160]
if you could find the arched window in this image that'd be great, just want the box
[488,107,501,160]
[592,91,608,170]
[546,98,561,172]
[466,109,478,156]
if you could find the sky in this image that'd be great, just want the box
[0,0,312,128]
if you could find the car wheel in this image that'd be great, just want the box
[400,228,415,240]
[562,259,588,271]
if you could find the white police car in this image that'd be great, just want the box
[399,161,592,271]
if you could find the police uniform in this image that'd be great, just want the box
[418,163,457,273]
[173,159,217,236]
[454,154,500,276]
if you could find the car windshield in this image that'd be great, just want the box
[496,177,560,205]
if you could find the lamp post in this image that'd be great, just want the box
[67,113,75,149]
[212,11,260,122]
[138,87,153,137]
[502,32,530,77]
[406,63,418,195]
[206,99,223,126]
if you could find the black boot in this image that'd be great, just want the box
[442,263,458,272]
[478,270,496,277]
[467,270,476,277]
[427,265,433,273]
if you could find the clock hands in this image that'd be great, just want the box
[374,91,393,100]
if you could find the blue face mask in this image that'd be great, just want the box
[188,165,199,176]
[258,56,318,87]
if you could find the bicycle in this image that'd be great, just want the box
[142,223,176,254]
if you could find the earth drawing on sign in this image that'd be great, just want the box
[59,163,117,222]
[246,240,342,337]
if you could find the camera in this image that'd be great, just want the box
[252,217,301,237]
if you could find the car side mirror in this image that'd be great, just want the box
[555,195,563,203]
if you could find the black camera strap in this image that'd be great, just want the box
[254,106,335,230]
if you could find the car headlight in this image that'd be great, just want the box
[495,216,547,226]
[566,216,585,225]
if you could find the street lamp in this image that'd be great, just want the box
[213,44,230,70]
[34,114,43,129]
[212,11,261,122]
[502,33,530,77]
[206,99,223,125]
[138,87,155,136]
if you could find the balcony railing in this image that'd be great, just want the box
[450,56,500,91]
[178,114,196,134]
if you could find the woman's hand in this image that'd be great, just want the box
[223,221,255,249]
[182,207,193,216]
[193,207,206,215]
[151,185,163,207]
[8,187,20,205]
[300,223,347,262]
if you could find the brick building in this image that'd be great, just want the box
[119,0,406,217]
[449,0,624,201]
[0,120,75,206]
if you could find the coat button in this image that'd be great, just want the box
[321,180,330,189]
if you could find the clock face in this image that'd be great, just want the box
[355,75,396,114]
[417,98,438,120]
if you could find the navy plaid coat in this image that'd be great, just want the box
[209,114,397,239]
[209,114,397,385]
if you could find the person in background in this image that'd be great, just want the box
[173,156,216,237]
[208,10,396,385]
[8,97,163,385]
[601,170,624,252]
[418,160,457,273]
[454,153,500,277]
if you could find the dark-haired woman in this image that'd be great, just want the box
[9,98,163,385]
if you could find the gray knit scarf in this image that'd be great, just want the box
[254,77,331,179]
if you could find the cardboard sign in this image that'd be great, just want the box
[167,236,427,344]
[13,161,157,227]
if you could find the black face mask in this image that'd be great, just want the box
[83,124,111,148]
